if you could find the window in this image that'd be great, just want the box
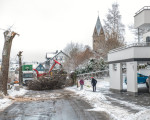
[23,73,33,78]
[146,36,150,43]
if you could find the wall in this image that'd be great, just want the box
[93,28,105,52]
[126,62,138,93]
[143,31,150,42]
[134,10,150,29]
[134,10,145,28]
[109,63,123,91]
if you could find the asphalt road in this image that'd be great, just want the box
[0,89,109,120]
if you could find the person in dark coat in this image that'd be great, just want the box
[91,77,97,92]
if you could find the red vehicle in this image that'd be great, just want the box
[33,60,61,78]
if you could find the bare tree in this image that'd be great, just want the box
[128,24,146,42]
[77,46,93,65]
[1,30,19,95]
[63,43,93,72]
[63,42,84,71]
[17,51,23,85]
[103,2,125,49]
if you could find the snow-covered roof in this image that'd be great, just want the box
[46,53,56,59]
[53,51,69,59]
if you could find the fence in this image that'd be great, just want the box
[109,42,150,54]
[77,70,109,80]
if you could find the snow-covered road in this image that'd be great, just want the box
[0,89,108,120]
[1,77,150,120]
[66,78,150,120]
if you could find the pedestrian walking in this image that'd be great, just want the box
[91,77,97,92]
[79,79,84,90]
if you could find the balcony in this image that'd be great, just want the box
[108,42,150,63]
[134,6,150,29]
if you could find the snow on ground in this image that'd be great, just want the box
[8,86,28,98]
[0,77,150,119]
[0,85,28,111]
[0,98,11,111]
[66,77,150,120]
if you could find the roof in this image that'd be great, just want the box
[36,64,45,71]
[95,16,102,36]
[46,53,56,59]
[53,51,69,59]
[46,51,59,59]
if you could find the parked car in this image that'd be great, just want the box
[124,73,148,88]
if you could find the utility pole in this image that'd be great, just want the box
[17,51,23,85]
[1,30,19,95]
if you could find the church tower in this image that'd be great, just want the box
[93,16,105,53]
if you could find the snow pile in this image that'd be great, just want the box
[66,78,150,120]
[133,110,150,120]
[8,86,28,98]
[0,86,28,111]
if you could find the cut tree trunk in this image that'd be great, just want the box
[1,31,17,95]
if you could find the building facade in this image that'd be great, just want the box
[45,50,69,71]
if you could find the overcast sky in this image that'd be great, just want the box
[0,0,149,62]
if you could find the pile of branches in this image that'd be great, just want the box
[28,70,67,90]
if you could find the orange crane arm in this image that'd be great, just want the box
[48,60,61,73]
[34,60,61,78]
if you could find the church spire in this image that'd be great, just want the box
[92,15,105,53]
[95,16,102,36]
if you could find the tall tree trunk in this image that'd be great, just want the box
[1,31,18,95]
[18,51,23,85]
[0,71,2,91]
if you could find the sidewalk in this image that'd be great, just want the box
[66,77,150,120]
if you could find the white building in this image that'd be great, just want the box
[45,50,69,71]
[134,6,150,42]
[108,6,150,95]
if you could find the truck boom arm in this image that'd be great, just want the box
[34,59,61,78]
[48,60,61,73]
